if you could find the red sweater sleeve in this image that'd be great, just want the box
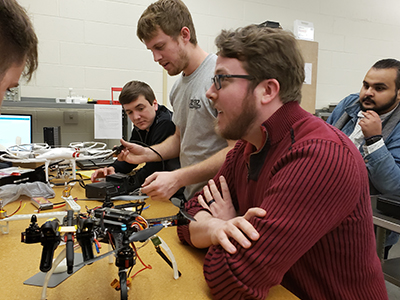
[179,136,386,299]
[177,142,241,247]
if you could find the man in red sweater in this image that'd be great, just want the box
[177,25,388,300]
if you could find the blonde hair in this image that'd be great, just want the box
[137,0,197,45]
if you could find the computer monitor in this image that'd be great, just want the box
[0,113,32,150]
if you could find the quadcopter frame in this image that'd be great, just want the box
[0,142,114,182]
[21,196,192,300]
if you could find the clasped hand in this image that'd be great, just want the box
[195,176,266,254]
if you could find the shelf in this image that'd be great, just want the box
[372,196,400,287]
[2,97,96,110]
[382,258,400,286]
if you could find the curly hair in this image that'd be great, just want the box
[215,25,305,104]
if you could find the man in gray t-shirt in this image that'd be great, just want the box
[170,54,227,199]
[119,0,233,201]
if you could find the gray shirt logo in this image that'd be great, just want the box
[189,99,201,109]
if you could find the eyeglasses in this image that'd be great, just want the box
[211,74,254,90]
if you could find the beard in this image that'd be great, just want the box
[167,48,189,76]
[214,91,258,140]
[360,92,398,114]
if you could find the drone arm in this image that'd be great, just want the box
[45,161,50,182]
[71,160,76,180]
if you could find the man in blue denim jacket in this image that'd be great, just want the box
[327,58,400,258]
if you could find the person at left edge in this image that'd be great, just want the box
[91,80,180,193]
[0,0,38,109]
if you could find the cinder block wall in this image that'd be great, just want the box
[15,0,400,110]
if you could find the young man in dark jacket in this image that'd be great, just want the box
[91,80,179,192]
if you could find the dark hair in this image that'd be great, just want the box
[119,80,156,105]
[0,0,38,81]
[372,58,400,90]
[137,0,197,45]
[215,25,305,104]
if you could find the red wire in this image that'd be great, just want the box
[108,232,115,249]
[94,238,101,249]
[130,243,152,279]
[53,203,66,209]
[7,200,22,217]
[130,265,152,279]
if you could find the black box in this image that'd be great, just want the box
[85,173,136,199]
[0,166,46,186]
[85,181,119,199]
[376,195,400,220]
[43,126,61,147]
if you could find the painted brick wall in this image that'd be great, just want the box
[17,0,400,110]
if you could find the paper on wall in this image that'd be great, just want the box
[304,63,312,85]
[94,104,122,139]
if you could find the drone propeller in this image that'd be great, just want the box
[128,225,163,243]
[171,197,196,222]
[110,195,148,202]
[69,141,107,150]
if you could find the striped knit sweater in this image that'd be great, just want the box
[178,102,387,300]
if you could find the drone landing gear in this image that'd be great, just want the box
[114,226,136,300]
[151,235,181,279]
[110,234,181,300]
[118,270,128,300]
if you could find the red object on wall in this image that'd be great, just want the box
[111,87,122,105]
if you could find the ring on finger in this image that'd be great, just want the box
[207,199,216,206]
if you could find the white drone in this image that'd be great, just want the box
[0,142,114,182]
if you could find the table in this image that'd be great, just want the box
[371,196,400,287]
[0,183,298,300]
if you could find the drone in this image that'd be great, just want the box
[21,194,194,300]
[0,142,114,182]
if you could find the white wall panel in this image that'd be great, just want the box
[14,0,400,110]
